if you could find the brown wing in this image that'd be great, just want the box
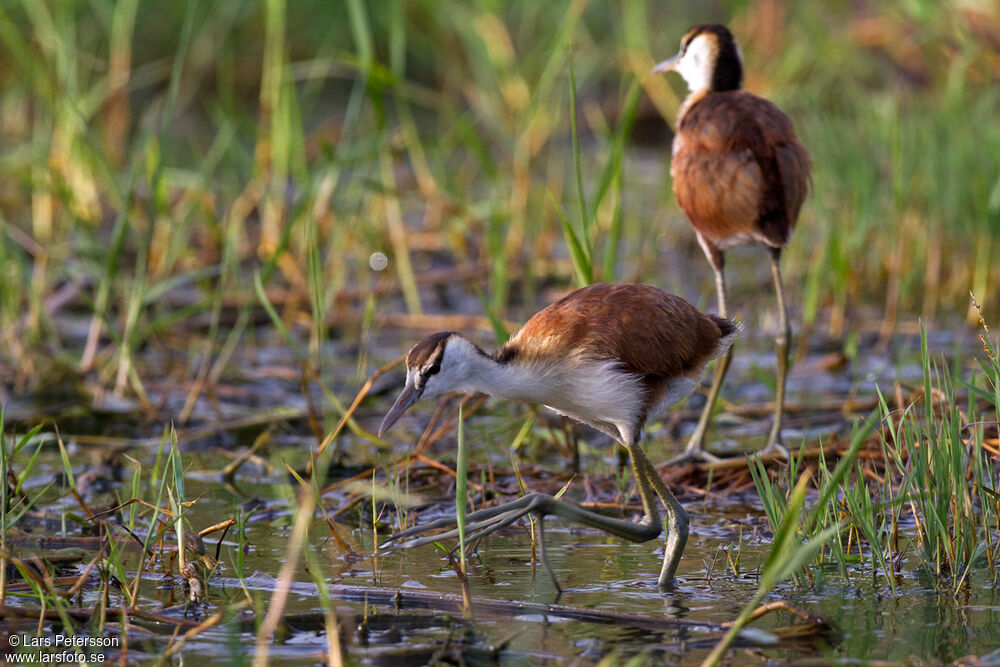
[504,283,728,379]
[672,90,811,248]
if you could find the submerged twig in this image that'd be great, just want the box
[222,427,274,479]
[159,599,252,662]
[737,600,828,627]
[252,487,316,667]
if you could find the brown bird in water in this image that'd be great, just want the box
[378,282,739,589]
[652,23,811,461]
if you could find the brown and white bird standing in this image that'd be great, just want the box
[652,24,811,460]
[378,282,739,589]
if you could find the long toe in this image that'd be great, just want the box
[387,498,546,551]
[393,531,458,551]
[393,515,519,552]
[381,495,539,547]
[381,517,458,545]
[667,448,723,466]
[462,505,539,544]
[758,440,790,460]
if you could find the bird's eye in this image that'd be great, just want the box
[425,358,442,376]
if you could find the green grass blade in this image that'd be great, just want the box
[568,54,589,241]
[550,191,593,286]
[456,403,468,574]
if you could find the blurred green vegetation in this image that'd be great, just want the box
[0,0,998,399]
[751,322,1000,597]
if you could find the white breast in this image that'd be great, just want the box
[537,359,645,443]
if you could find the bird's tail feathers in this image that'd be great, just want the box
[710,316,741,359]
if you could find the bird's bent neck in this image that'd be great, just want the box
[677,89,710,123]
[443,339,642,445]
[458,351,553,405]
[676,46,742,124]
[677,66,742,124]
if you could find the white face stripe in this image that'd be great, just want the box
[674,33,714,92]
[418,335,482,399]
[420,350,443,376]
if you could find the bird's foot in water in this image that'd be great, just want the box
[757,439,790,460]
[666,448,723,466]
[379,493,550,554]
[379,493,566,592]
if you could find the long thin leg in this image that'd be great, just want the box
[762,249,790,458]
[384,491,662,551]
[536,515,562,593]
[675,250,731,463]
[629,445,689,588]
[383,495,538,546]
[712,257,729,319]
[381,440,690,588]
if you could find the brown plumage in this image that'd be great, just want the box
[505,283,734,374]
[377,282,740,589]
[499,283,736,431]
[673,90,811,264]
[653,23,810,460]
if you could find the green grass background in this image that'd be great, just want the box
[0,0,998,397]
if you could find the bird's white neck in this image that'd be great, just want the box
[457,351,554,406]
[672,33,743,123]
[432,337,645,445]
[673,34,716,95]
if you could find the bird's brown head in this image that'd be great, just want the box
[378,332,482,437]
[652,23,743,93]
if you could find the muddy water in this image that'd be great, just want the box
[15,464,999,664]
[3,264,997,667]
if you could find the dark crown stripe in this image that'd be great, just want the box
[689,23,743,91]
[407,331,456,367]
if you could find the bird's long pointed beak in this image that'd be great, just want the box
[651,54,680,74]
[378,382,420,437]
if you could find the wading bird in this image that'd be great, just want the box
[378,283,739,589]
[652,23,811,461]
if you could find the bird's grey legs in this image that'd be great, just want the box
[629,444,689,587]
[674,245,730,463]
[382,491,661,550]
[380,440,689,589]
[712,258,729,320]
[762,250,791,458]
[535,515,561,593]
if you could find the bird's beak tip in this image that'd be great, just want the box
[377,414,398,439]
[378,383,418,438]
[651,55,679,74]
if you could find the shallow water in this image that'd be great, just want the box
[15,464,1000,665]
[4,297,998,664]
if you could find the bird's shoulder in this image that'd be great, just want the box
[499,284,616,362]
[672,90,810,240]
[677,90,802,155]
[500,284,724,378]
